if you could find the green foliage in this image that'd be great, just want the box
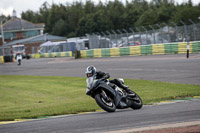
[0,15,11,24]
[76,10,112,36]
[172,5,200,25]
[0,75,200,121]
[20,0,200,37]
[52,19,68,36]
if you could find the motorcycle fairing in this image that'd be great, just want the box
[114,90,129,109]
[94,82,128,108]
[92,82,116,98]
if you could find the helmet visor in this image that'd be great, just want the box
[86,73,93,77]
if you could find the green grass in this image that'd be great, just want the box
[0,75,200,121]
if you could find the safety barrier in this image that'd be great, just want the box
[30,51,72,58]
[0,56,4,63]
[0,55,15,63]
[80,41,200,58]
[0,42,200,63]
[0,51,72,63]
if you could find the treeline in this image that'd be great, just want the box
[20,0,200,38]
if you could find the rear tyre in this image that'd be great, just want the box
[95,93,116,112]
[128,91,143,110]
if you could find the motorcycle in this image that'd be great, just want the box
[17,58,21,65]
[16,54,22,65]
[86,76,143,112]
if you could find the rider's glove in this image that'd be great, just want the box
[86,88,91,95]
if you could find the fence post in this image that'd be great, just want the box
[106,31,111,39]
[156,24,163,43]
[101,32,108,48]
[142,26,148,45]
[106,31,112,48]
[117,29,123,43]
[149,25,155,44]
[163,23,171,43]
[123,29,129,44]
[188,19,196,41]
[111,30,117,46]
[180,20,187,42]
[171,22,178,42]
[129,28,135,44]
[96,32,100,36]
[136,27,142,45]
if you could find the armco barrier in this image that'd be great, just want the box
[80,41,200,58]
[1,42,199,63]
[0,51,72,63]
[31,51,72,59]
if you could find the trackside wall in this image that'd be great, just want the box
[0,56,4,63]
[0,42,200,63]
[30,51,72,58]
[80,41,200,58]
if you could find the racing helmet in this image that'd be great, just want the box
[118,78,124,84]
[85,65,96,77]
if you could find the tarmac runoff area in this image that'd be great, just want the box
[0,97,200,133]
[0,54,200,85]
[1,120,200,133]
[102,121,200,133]
[0,54,200,132]
[103,97,200,133]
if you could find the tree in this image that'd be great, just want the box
[52,19,68,36]
[21,10,36,22]
[172,4,200,24]
[19,0,200,38]
[76,10,112,36]
[67,1,84,37]
[135,9,158,27]
[106,0,126,29]
[0,15,10,23]
[38,2,50,32]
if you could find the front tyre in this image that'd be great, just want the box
[18,60,21,65]
[95,93,116,112]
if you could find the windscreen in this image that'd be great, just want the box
[86,76,97,90]
[13,46,25,53]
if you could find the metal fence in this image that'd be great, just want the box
[86,22,200,49]
[1,22,200,57]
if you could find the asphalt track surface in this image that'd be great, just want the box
[0,54,200,85]
[0,99,200,133]
[0,54,200,133]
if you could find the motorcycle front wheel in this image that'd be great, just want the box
[18,60,21,65]
[95,92,116,112]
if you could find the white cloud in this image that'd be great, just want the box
[0,6,13,16]
[0,0,54,17]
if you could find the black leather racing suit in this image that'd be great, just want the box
[96,71,129,91]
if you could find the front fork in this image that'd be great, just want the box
[100,90,110,102]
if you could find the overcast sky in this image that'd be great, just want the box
[0,0,199,18]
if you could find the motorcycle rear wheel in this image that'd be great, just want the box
[128,91,143,110]
[95,93,116,112]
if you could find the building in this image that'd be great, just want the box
[0,10,67,56]
[0,10,44,46]
[5,33,66,54]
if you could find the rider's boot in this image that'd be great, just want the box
[121,84,135,96]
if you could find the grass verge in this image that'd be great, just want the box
[0,75,200,121]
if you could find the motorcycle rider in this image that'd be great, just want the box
[15,53,22,65]
[85,65,133,95]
